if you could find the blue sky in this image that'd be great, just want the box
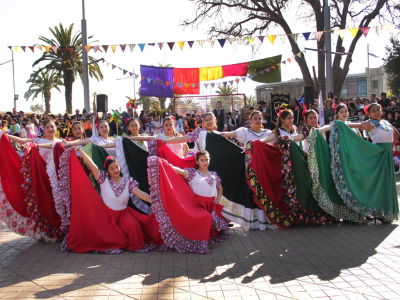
[0,0,394,113]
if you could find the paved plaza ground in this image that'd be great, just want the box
[1,181,400,300]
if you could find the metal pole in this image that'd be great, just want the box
[133,68,136,115]
[324,0,333,98]
[11,49,16,110]
[367,43,370,97]
[82,0,90,112]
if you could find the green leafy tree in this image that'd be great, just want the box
[246,94,256,107]
[384,37,400,96]
[32,23,104,113]
[216,85,237,95]
[24,70,63,113]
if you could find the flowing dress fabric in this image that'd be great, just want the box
[307,129,364,222]
[59,150,166,253]
[330,121,399,222]
[120,138,152,215]
[0,135,45,238]
[147,157,228,253]
[204,133,271,229]
[149,139,196,169]
[155,134,185,158]
[21,145,63,240]
[245,141,294,229]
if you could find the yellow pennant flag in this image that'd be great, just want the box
[36,45,43,52]
[387,24,395,34]
[349,28,359,39]
[247,37,254,44]
[111,45,117,53]
[338,29,346,39]
[177,41,185,50]
[13,46,18,53]
[44,46,50,53]
[268,35,276,45]
[296,52,302,58]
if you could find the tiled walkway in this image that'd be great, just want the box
[1,186,400,299]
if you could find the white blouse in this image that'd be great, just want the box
[279,127,300,146]
[33,138,62,161]
[90,135,116,156]
[184,168,222,198]
[235,127,272,145]
[156,134,184,157]
[369,125,393,144]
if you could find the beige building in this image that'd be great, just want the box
[256,67,387,104]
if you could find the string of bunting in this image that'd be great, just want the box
[6,24,398,53]
[101,49,305,88]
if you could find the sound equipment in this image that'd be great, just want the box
[304,86,314,107]
[97,94,108,112]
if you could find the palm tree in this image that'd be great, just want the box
[32,23,103,113]
[246,94,256,107]
[216,85,237,95]
[25,70,63,113]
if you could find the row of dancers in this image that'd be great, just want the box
[0,102,398,254]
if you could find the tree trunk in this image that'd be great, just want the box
[44,90,51,113]
[64,69,75,114]
[159,98,166,109]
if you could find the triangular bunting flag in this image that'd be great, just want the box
[241,77,246,82]
[218,39,226,48]
[296,52,302,58]
[290,34,299,42]
[152,79,157,84]
[187,41,194,48]
[235,79,240,83]
[147,78,152,83]
[93,45,100,53]
[21,46,26,52]
[68,46,73,53]
[120,44,127,52]
[227,38,234,44]
[159,80,164,85]
[138,44,146,52]
[197,40,205,48]
[184,83,190,89]
[265,68,270,72]
[13,46,18,53]
[374,25,381,36]
[45,46,52,53]
[51,46,57,54]
[191,84,196,88]
[338,29,346,39]
[129,44,136,52]
[112,65,116,70]
[387,24,395,34]
[76,46,82,52]
[118,67,122,71]
[276,63,281,67]
[167,42,175,50]
[141,76,145,80]
[208,40,216,48]
[229,80,234,85]
[268,35,276,45]
[28,46,34,53]
[165,81,170,86]
[303,32,311,41]
[172,82,176,87]
[211,83,215,88]
[177,41,185,50]
[360,27,370,37]
[148,43,155,46]
[36,46,42,52]
[280,35,286,44]
[123,70,128,75]
[129,72,133,77]
[158,43,164,50]
[258,36,265,43]
[135,74,139,79]
[287,58,291,63]
[271,66,276,69]
[102,45,109,52]
[60,46,66,53]
[204,83,209,89]
[247,37,255,44]
[223,82,227,87]
[107,62,110,66]
[247,75,252,79]
[7,46,11,49]
[315,31,324,41]
[84,45,91,53]
[282,61,286,65]
[111,45,117,53]
[259,70,264,74]
[349,28,359,39]
[236,37,243,44]
[178,83,183,88]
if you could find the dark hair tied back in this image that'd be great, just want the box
[277,109,293,128]
[195,150,210,169]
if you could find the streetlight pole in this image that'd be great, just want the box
[324,0,333,99]
[367,43,370,97]
[1,50,17,111]
[82,0,90,112]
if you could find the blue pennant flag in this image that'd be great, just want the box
[178,83,183,88]
[217,39,226,48]
[303,32,311,41]
[138,44,146,52]
[146,77,152,83]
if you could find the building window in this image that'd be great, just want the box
[373,80,378,89]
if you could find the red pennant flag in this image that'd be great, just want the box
[60,46,66,53]
[271,66,276,69]
[68,46,73,53]
[360,27,370,37]
[102,45,109,53]
[165,81,170,86]
[141,76,145,80]
[235,79,240,83]
[28,46,34,53]
[7,46,12,49]
[93,45,100,53]
[287,58,291,63]
[167,42,175,50]
[21,46,26,52]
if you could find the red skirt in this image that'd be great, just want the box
[60,150,165,253]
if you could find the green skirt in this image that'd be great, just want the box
[307,129,364,222]
[330,121,399,222]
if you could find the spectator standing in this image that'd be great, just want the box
[378,92,390,108]
[324,99,335,125]
[10,119,20,135]
[121,107,133,133]
[213,101,227,131]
